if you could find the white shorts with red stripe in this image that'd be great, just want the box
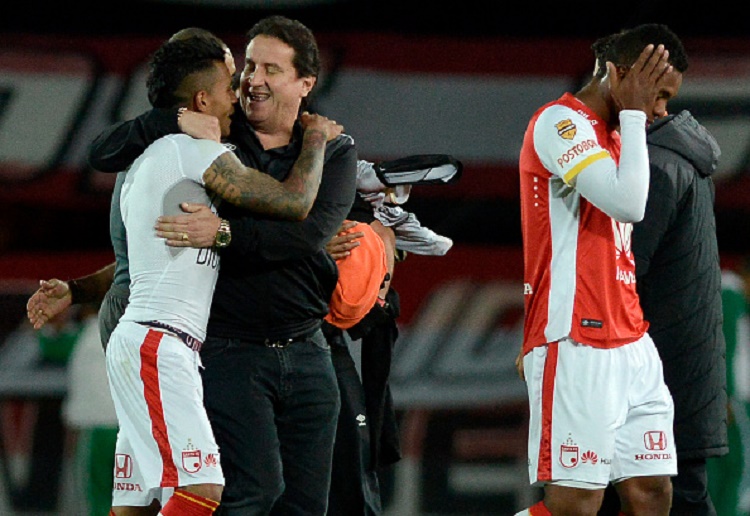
[106,321,224,507]
[523,333,676,487]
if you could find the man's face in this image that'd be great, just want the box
[205,62,238,137]
[238,34,315,131]
[648,69,683,123]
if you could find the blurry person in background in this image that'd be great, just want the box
[708,260,750,515]
[3,303,86,512]
[62,302,118,516]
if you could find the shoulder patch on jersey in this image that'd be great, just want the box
[555,119,577,140]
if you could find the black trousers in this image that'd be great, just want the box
[201,331,340,516]
[328,341,383,515]
[598,457,717,516]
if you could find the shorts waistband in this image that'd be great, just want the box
[138,321,203,352]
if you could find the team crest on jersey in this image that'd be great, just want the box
[559,436,579,468]
[555,119,577,140]
[182,441,202,473]
[183,449,202,473]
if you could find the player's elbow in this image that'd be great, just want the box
[288,199,314,221]
[611,204,645,224]
[609,187,648,223]
[289,209,309,222]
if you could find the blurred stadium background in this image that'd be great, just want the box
[1,1,748,514]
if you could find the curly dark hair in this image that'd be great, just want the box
[147,37,227,109]
[592,23,689,79]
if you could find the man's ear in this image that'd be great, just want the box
[616,64,629,79]
[300,76,316,98]
[194,90,209,112]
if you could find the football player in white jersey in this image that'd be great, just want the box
[515,25,686,515]
[105,36,341,516]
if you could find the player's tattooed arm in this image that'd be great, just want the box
[203,114,342,221]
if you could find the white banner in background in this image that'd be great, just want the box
[0,49,96,180]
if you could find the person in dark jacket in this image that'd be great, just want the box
[600,110,726,515]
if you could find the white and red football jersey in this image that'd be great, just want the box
[119,134,230,342]
[519,93,648,354]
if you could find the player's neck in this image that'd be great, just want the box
[254,124,293,150]
[575,81,612,127]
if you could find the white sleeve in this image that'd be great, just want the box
[175,136,232,185]
[534,106,649,223]
[574,110,649,222]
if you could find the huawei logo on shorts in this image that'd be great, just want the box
[581,450,598,464]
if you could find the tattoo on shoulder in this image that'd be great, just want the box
[203,150,310,219]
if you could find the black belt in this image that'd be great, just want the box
[138,321,203,352]
[247,328,319,349]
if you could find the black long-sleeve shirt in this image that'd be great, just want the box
[88,108,358,340]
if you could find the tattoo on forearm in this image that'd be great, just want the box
[204,129,326,220]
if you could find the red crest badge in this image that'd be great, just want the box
[560,444,579,468]
[182,449,202,473]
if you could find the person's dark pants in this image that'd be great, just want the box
[98,283,129,348]
[328,340,382,516]
[598,457,717,516]
[671,458,717,516]
[200,329,340,516]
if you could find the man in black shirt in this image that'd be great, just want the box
[87,16,357,515]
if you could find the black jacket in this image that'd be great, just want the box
[633,110,727,459]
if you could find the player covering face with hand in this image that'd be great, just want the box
[515,24,686,516]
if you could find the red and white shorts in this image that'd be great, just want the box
[106,321,224,507]
[523,333,676,488]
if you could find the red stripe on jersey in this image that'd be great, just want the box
[537,342,559,481]
[139,330,179,487]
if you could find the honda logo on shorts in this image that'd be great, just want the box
[115,454,133,479]
[644,431,667,451]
